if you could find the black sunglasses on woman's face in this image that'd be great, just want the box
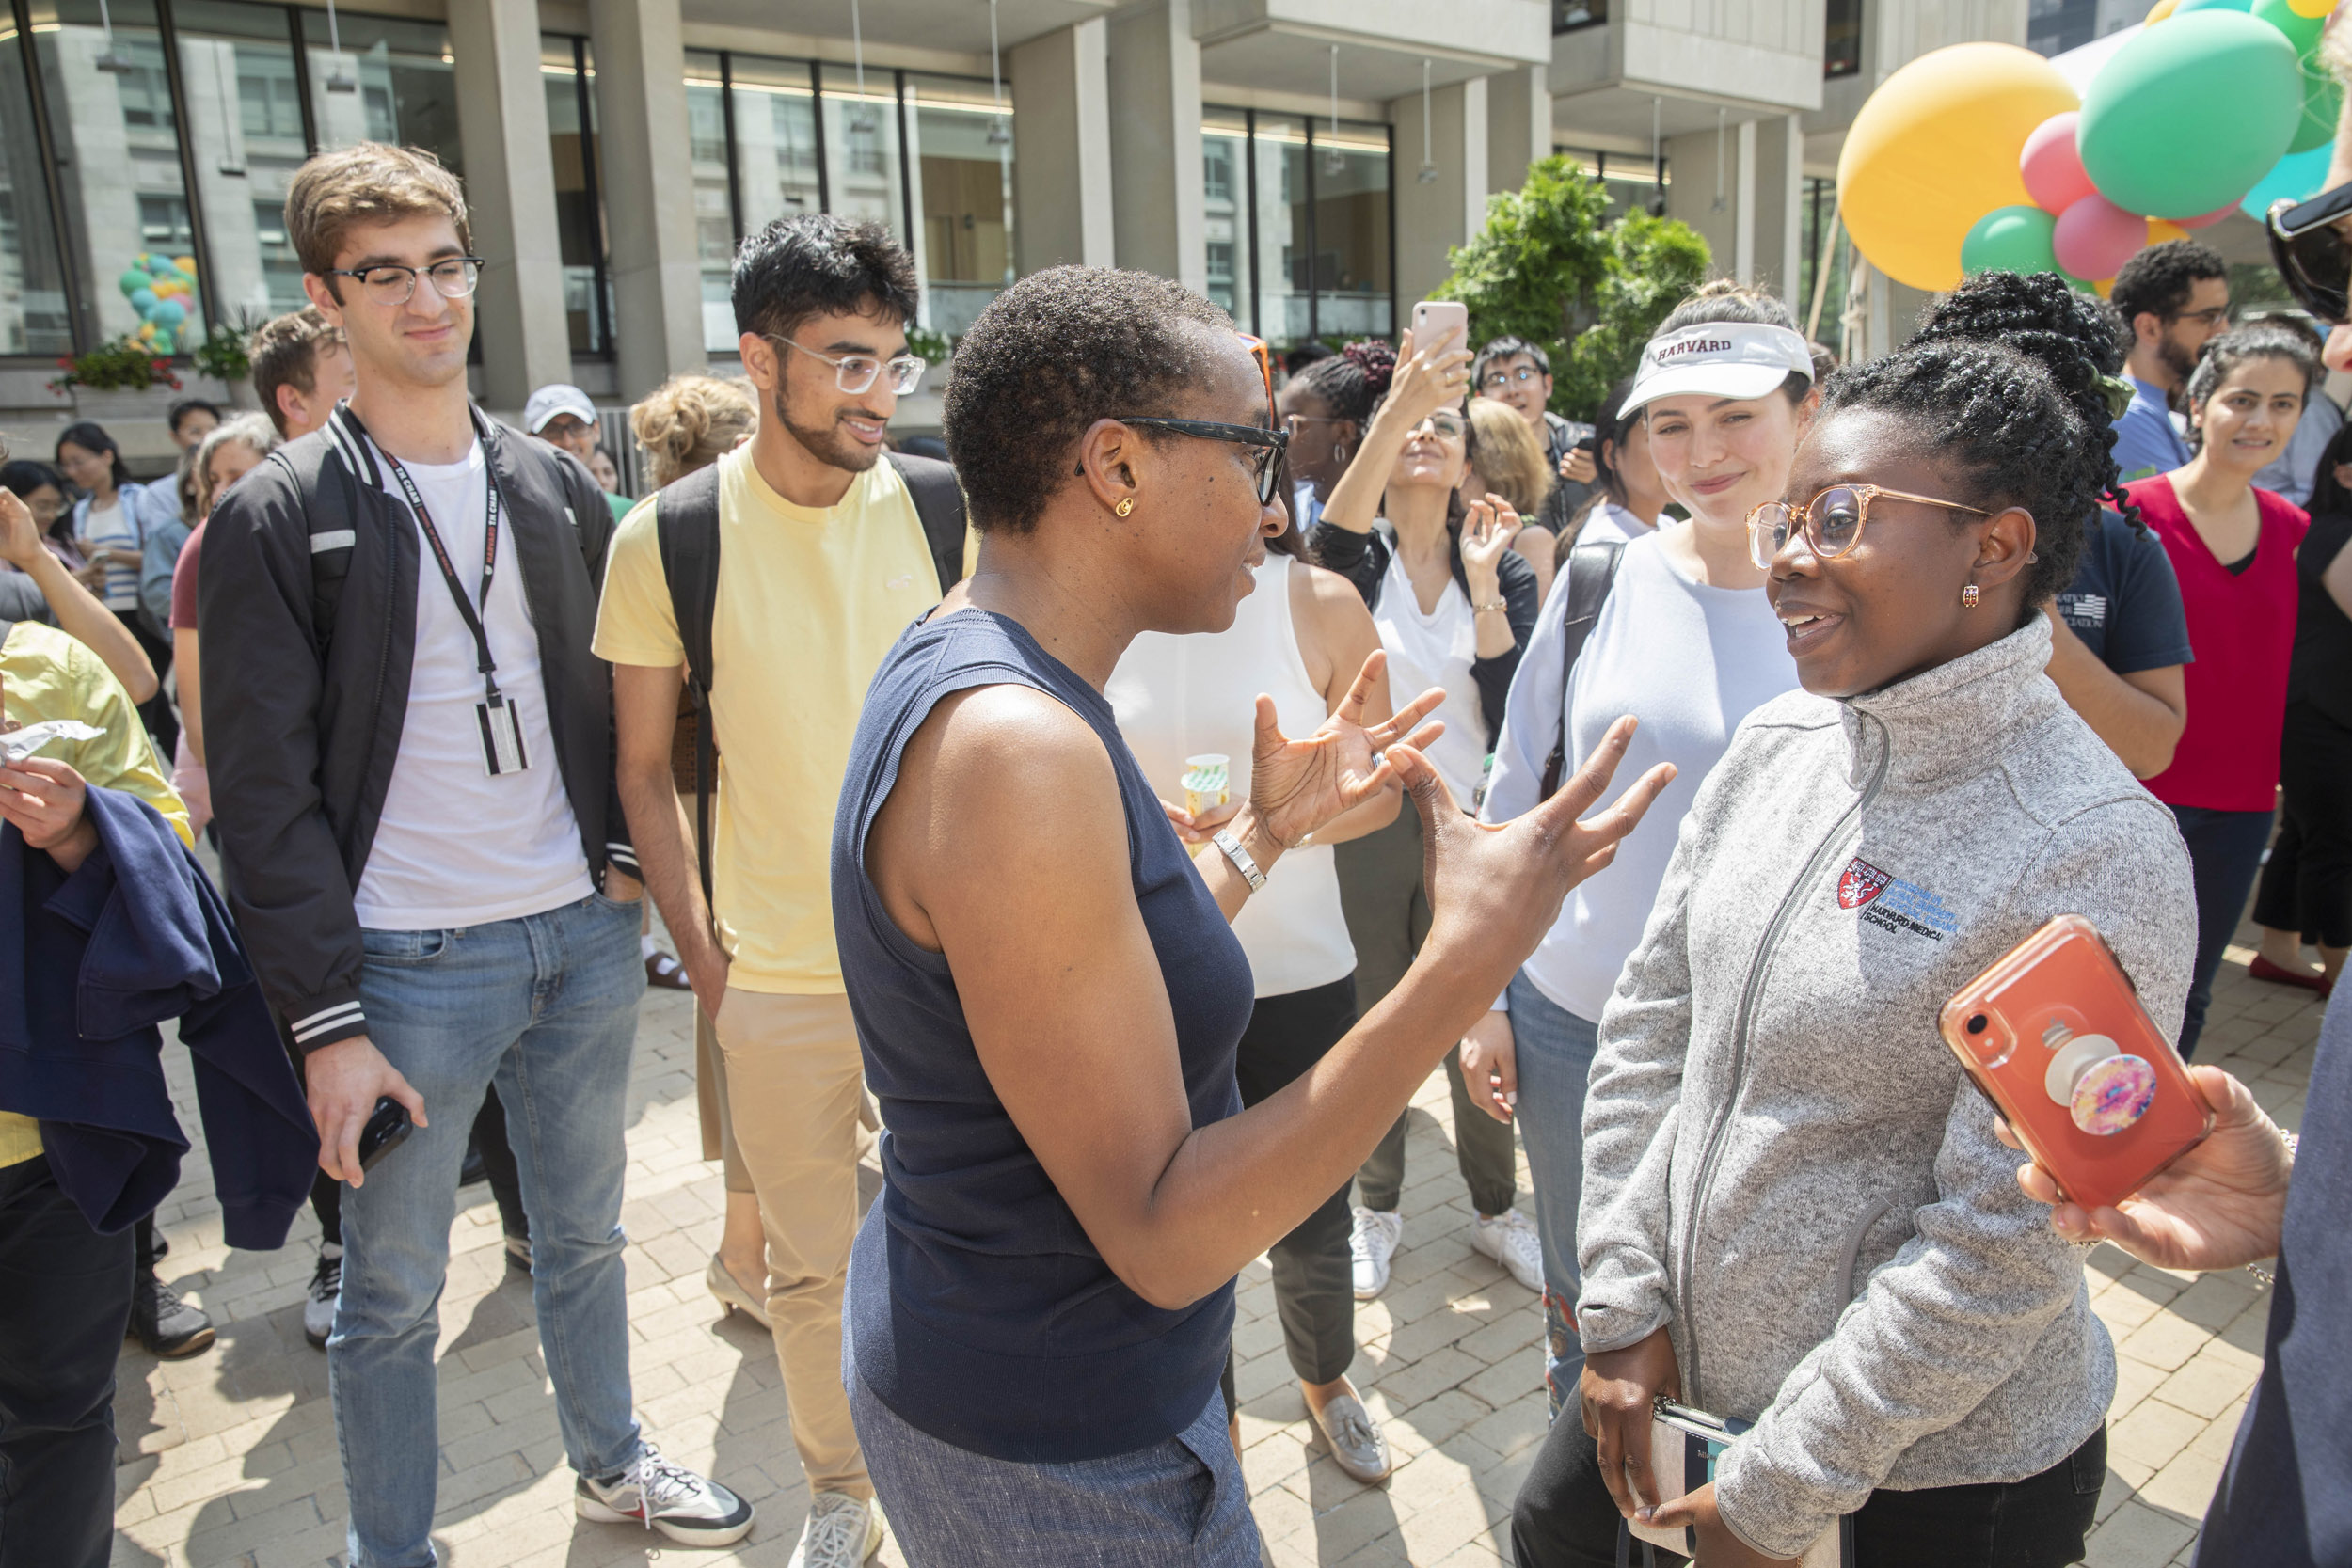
[1073,418,1292,506]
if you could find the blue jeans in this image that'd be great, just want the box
[332,893,646,1567]
[1507,971,1600,1419]
[2168,805,2276,1061]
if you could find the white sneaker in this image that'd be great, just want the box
[790,1490,884,1567]
[303,1243,340,1349]
[575,1441,755,1547]
[1471,1208,1544,1293]
[1350,1206,1403,1300]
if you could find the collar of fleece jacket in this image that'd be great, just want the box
[1836,613,2058,792]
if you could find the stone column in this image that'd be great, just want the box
[1391,78,1488,309]
[590,0,707,400]
[448,0,572,410]
[1750,113,1804,311]
[1010,19,1115,272]
[1104,0,1206,293]
[1486,64,1551,193]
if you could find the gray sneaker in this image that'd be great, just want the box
[1310,1391,1392,1483]
[789,1490,884,1567]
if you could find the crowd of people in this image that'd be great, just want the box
[0,88,2346,1568]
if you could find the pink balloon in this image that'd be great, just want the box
[2021,112,2097,214]
[2053,194,2149,281]
[2173,203,2237,230]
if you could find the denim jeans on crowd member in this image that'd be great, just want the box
[331,892,646,1568]
[1505,972,1600,1418]
[1510,1410,2106,1568]
[2169,805,2277,1060]
[0,1156,135,1568]
[848,1326,1261,1568]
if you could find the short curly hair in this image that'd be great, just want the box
[1821,338,2106,625]
[1906,269,2140,533]
[1291,339,1396,423]
[2110,239,2226,328]
[944,267,1235,534]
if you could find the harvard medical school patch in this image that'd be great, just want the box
[1835,856,1960,942]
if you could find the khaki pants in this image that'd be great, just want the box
[712,990,870,1497]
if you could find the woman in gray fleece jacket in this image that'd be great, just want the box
[1514,315,2199,1566]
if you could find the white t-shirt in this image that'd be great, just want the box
[81,493,140,610]
[1373,547,1488,802]
[1574,499,1657,549]
[352,438,594,929]
[1480,532,1798,1022]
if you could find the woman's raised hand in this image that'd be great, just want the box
[1461,495,1522,588]
[1247,649,1445,851]
[1395,716,1675,1002]
[1383,326,1475,430]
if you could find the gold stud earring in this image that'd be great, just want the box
[1114,498,1136,517]
[1961,583,1980,610]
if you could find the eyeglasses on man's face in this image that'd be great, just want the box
[1480,363,1543,392]
[1745,483,1988,570]
[2170,306,2231,329]
[766,333,928,397]
[325,257,484,307]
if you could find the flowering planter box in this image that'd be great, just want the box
[70,386,182,424]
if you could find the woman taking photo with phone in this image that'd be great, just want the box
[1308,325,1547,1299]
[1511,299,2197,1568]
[834,266,1671,1565]
[2127,323,2317,1056]
[1469,282,1814,1412]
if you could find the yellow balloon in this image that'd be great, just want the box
[2145,0,2180,21]
[2148,219,2191,243]
[172,256,198,277]
[1837,42,2081,292]
[2287,0,2335,18]
[2094,278,2115,297]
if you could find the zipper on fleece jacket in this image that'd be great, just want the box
[1675,710,1891,1410]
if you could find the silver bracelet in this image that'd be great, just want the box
[2245,1130,2297,1288]
[1211,828,1267,893]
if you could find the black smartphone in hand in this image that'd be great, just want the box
[357,1096,413,1173]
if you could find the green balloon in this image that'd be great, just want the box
[118,267,153,296]
[2291,56,2343,154]
[1963,206,2062,276]
[2079,12,2302,217]
[2251,0,2325,52]
[2175,0,2253,11]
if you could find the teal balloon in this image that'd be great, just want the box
[117,267,152,296]
[2291,58,2343,154]
[151,298,187,327]
[130,288,157,312]
[2240,142,2335,216]
[1962,206,2064,275]
[2079,12,2302,216]
[2174,0,2253,10]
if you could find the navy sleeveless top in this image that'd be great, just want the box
[832,609,1254,1463]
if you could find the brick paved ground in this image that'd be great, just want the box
[114,926,2322,1568]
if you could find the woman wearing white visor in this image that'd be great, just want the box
[1466,281,1818,1415]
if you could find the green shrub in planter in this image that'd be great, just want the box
[48,337,184,395]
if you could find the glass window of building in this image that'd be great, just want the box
[302,8,460,179]
[543,34,612,357]
[1553,0,1607,30]
[170,2,310,324]
[817,62,907,247]
[1259,113,1311,344]
[0,12,76,355]
[1201,107,1250,325]
[1824,0,1863,76]
[28,0,205,353]
[728,54,823,245]
[904,71,1010,338]
[685,49,739,351]
[1312,119,1391,342]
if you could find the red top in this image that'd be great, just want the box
[2129,476,2307,812]
[168,518,206,632]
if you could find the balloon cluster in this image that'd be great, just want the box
[1838,0,2339,293]
[117,253,202,354]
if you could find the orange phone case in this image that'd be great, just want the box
[1938,915,2213,1212]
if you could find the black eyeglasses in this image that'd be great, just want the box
[324,257,484,306]
[1076,418,1290,505]
[2268,187,2352,325]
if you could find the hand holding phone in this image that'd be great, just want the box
[358,1095,414,1172]
[1941,915,2212,1212]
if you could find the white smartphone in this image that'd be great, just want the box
[1411,300,1469,360]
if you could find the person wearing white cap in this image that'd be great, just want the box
[1464,280,1819,1418]
[526,383,631,524]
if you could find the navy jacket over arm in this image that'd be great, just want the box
[0,784,314,1247]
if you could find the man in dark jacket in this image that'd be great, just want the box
[199,142,752,1563]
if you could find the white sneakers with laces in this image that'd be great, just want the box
[790,1490,885,1568]
[574,1441,755,1546]
[1349,1206,1403,1300]
[303,1243,341,1349]
[1470,1207,1545,1293]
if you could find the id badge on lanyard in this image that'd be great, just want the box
[379,439,531,778]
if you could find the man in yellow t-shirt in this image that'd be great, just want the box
[596,214,937,1568]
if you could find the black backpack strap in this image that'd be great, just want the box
[654,463,724,905]
[1537,538,1626,801]
[886,451,968,594]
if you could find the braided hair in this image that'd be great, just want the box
[1904,270,2142,534]
[1291,339,1396,424]
[1821,340,2105,625]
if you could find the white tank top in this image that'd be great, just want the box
[1107,556,1358,999]
[1373,546,1487,802]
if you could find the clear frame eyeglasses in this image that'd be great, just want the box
[1480,364,1542,392]
[1746,483,1990,570]
[324,257,484,307]
[766,333,928,396]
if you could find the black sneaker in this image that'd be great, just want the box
[130,1272,216,1359]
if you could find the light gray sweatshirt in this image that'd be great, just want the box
[1576,615,2196,1559]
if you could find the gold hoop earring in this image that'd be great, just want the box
[1961,583,1980,610]
[1114,498,1136,517]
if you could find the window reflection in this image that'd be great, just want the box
[0,15,75,355]
[818,63,906,245]
[1202,107,1249,325]
[543,34,611,357]
[174,1,310,321]
[906,72,1011,339]
[1314,120,1391,342]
